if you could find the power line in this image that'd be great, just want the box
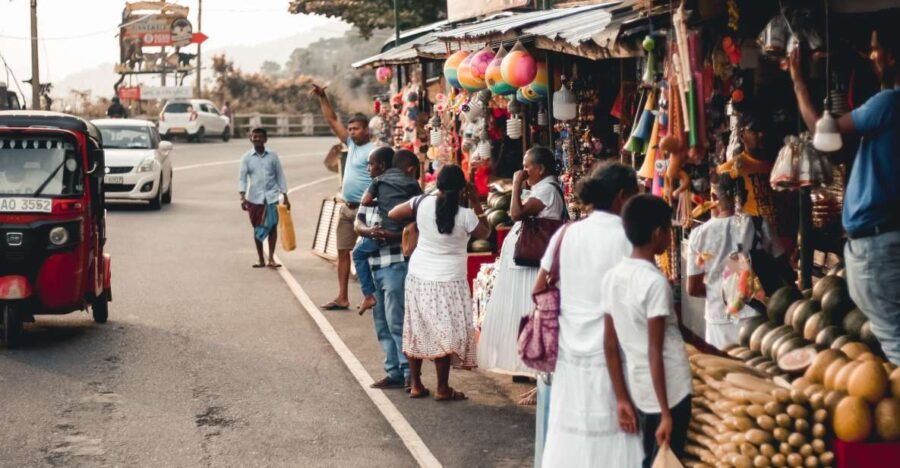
[0,12,157,41]
[0,50,28,103]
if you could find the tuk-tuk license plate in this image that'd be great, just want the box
[0,197,52,213]
[105,176,124,184]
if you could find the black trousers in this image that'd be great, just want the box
[636,395,692,468]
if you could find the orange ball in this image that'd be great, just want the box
[731,89,745,102]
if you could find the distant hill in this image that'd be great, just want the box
[52,27,349,100]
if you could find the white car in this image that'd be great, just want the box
[157,99,231,142]
[93,119,174,210]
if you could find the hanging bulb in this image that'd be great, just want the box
[430,128,443,147]
[813,98,842,152]
[537,105,548,126]
[552,79,577,121]
[507,116,522,139]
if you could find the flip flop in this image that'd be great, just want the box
[435,388,467,402]
[267,263,282,268]
[409,388,430,399]
[252,263,266,268]
[370,377,405,389]
[320,301,350,310]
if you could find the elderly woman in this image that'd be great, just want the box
[478,147,566,382]
[538,163,644,467]
[389,165,491,400]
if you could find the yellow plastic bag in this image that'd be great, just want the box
[277,204,296,252]
[652,444,684,468]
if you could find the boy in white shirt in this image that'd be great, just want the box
[602,194,693,468]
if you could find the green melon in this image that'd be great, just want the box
[750,321,778,352]
[491,193,512,211]
[486,209,510,227]
[486,192,504,207]
[770,331,800,359]
[821,287,855,322]
[843,309,867,339]
[785,300,805,327]
[816,326,843,349]
[812,275,846,302]
[802,288,813,299]
[762,325,795,359]
[804,311,836,341]
[740,316,770,348]
[791,300,820,334]
[831,335,853,350]
[768,287,804,324]
[776,336,810,361]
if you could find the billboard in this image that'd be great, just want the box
[121,14,192,47]
[447,0,529,21]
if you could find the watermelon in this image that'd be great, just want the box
[842,309,867,339]
[771,331,801,360]
[740,316,770,347]
[791,300,820,334]
[486,209,510,227]
[821,287,854,322]
[750,321,778,352]
[802,288,813,299]
[491,193,512,211]
[768,287,804,323]
[831,335,853,350]
[784,300,804,327]
[816,326,842,349]
[779,346,818,374]
[812,275,846,302]
[776,336,810,361]
[804,311,836,341]
[762,325,794,359]
[859,321,882,353]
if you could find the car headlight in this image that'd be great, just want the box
[137,157,158,173]
[49,226,69,246]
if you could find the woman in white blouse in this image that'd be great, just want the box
[478,147,567,386]
[389,165,491,400]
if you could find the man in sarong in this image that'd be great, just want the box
[239,127,290,268]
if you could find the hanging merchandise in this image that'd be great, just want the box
[469,47,494,84]
[475,138,492,164]
[458,53,486,92]
[376,66,393,84]
[770,135,801,190]
[500,41,537,88]
[516,87,539,104]
[536,104,548,126]
[507,103,523,140]
[486,45,516,96]
[798,133,834,187]
[641,35,659,85]
[758,13,791,57]
[444,50,471,90]
[552,79,576,121]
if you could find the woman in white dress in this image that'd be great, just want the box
[478,147,567,379]
[389,165,491,400]
[537,163,644,467]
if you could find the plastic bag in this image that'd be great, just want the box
[721,251,763,321]
[770,135,801,191]
[277,203,296,252]
[652,444,684,468]
[797,134,833,187]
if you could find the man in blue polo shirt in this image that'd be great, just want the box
[790,23,900,364]
[311,84,373,310]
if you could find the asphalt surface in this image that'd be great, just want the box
[0,137,534,467]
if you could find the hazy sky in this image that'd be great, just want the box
[0,0,348,88]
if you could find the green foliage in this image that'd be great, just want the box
[288,0,446,38]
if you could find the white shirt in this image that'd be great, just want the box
[407,194,479,281]
[601,258,693,413]
[687,215,784,324]
[539,211,631,357]
[526,176,566,220]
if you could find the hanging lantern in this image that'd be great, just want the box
[486,45,516,96]
[444,50,470,90]
[528,62,549,98]
[376,66,393,84]
[507,115,523,139]
[500,41,537,88]
[470,47,494,82]
[458,53,486,92]
[552,81,576,121]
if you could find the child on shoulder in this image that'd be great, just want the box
[601,194,693,468]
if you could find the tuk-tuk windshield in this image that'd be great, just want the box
[0,136,83,197]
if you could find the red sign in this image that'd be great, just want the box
[117,86,141,101]
[191,32,208,44]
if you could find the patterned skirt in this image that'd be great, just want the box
[403,273,477,368]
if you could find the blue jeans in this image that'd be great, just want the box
[845,230,900,365]
[352,237,379,297]
[534,378,551,468]
[372,262,410,382]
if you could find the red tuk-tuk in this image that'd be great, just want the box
[0,111,112,348]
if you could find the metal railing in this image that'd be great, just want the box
[231,113,333,137]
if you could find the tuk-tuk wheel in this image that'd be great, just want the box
[92,296,109,324]
[1,304,22,349]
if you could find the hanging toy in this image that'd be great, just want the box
[486,45,516,96]
[641,36,659,85]
[500,41,537,88]
[444,50,470,90]
[376,66,393,84]
[469,47,494,84]
[458,53,486,92]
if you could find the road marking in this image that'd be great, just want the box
[273,256,442,468]
[287,176,335,194]
[173,152,320,172]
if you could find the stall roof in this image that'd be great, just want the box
[433,3,618,41]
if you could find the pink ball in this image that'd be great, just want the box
[500,49,537,88]
[469,48,494,81]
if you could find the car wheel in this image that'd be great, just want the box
[1,303,22,349]
[162,174,173,204]
[222,126,231,142]
[148,176,163,210]
[91,294,109,324]
[192,127,205,143]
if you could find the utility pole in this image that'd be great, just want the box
[30,0,41,109]
[393,0,401,89]
[195,0,202,98]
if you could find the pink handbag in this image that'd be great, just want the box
[518,224,570,373]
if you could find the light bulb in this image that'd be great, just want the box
[812,112,842,152]
[552,84,576,121]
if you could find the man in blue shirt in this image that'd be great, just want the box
[311,83,373,310]
[790,23,900,364]
[238,127,290,268]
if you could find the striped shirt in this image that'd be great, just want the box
[357,205,405,270]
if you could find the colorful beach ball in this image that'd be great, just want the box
[457,53,486,92]
[375,66,393,84]
[500,41,537,88]
[470,47,494,82]
[528,62,549,98]
[486,46,515,96]
[443,50,470,90]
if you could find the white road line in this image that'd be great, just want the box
[287,176,335,194]
[173,152,320,172]
[273,257,442,468]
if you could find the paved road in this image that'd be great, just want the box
[0,137,534,467]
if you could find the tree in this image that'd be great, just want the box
[260,60,283,78]
[287,0,446,38]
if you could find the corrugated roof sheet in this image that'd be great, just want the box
[524,8,615,45]
[434,4,610,41]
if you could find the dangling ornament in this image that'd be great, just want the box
[486,45,516,96]
[469,47,494,83]
[528,61,549,97]
[444,50,470,90]
[552,79,576,121]
[500,41,537,88]
[376,66,393,84]
[641,36,659,85]
[458,53,486,92]
[429,114,442,147]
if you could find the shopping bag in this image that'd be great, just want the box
[277,203,297,252]
[651,444,684,468]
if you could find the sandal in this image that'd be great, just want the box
[435,388,467,402]
[320,301,350,310]
[370,377,405,389]
[267,262,282,268]
[252,263,266,268]
[409,388,431,399]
